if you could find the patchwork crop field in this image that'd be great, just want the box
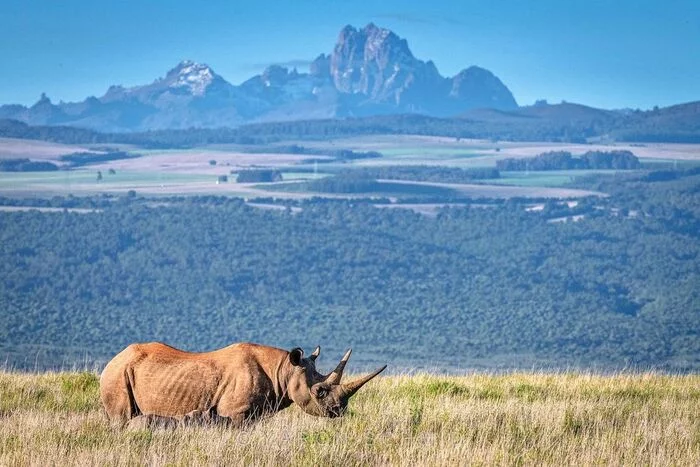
[1,135,698,200]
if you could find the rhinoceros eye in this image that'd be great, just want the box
[316,387,328,399]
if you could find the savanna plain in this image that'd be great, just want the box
[0,371,698,466]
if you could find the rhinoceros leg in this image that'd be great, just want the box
[216,397,279,427]
[180,407,233,426]
[126,414,179,430]
[126,408,233,430]
[209,408,247,428]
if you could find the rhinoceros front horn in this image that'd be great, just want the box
[325,349,352,384]
[340,365,387,399]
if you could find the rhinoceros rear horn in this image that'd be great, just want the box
[325,348,352,384]
[341,365,387,399]
[310,346,321,362]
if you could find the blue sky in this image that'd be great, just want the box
[2,0,698,109]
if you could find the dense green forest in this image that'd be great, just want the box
[1,168,698,371]
[496,150,641,171]
[303,177,460,196]
[332,166,501,183]
[287,167,499,195]
[245,145,383,162]
[236,169,283,183]
[59,151,139,168]
[0,159,59,172]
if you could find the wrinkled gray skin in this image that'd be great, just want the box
[100,342,386,429]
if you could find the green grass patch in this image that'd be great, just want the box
[0,372,100,413]
[277,172,332,181]
[378,147,488,160]
[0,170,212,188]
[485,170,620,187]
[302,428,336,446]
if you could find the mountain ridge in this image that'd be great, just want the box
[0,23,518,132]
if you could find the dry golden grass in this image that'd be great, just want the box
[0,371,698,466]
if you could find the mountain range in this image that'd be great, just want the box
[0,23,518,132]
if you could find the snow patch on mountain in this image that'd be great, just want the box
[169,60,215,95]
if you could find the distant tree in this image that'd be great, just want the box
[236,170,282,183]
[60,151,138,168]
[0,159,59,172]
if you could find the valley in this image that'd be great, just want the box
[0,136,698,371]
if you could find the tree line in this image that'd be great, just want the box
[496,150,641,171]
[2,101,699,148]
[0,158,59,171]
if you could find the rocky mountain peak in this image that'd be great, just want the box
[450,66,517,109]
[0,23,519,131]
[33,93,52,107]
[362,23,412,62]
[165,60,216,95]
[310,54,331,78]
[261,65,292,87]
[330,23,425,100]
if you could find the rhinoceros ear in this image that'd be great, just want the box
[310,346,320,362]
[289,348,304,366]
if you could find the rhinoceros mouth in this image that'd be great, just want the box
[327,403,346,418]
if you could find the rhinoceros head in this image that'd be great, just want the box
[286,346,386,418]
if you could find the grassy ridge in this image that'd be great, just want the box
[0,372,698,465]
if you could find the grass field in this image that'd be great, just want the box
[297,135,700,161]
[487,170,622,187]
[0,371,697,466]
[0,170,217,196]
[0,138,96,160]
[0,170,606,200]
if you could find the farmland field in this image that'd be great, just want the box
[0,370,697,466]
[0,135,698,199]
[296,135,700,161]
[485,170,620,187]
[0,171,216,196]
[0,138,97,160]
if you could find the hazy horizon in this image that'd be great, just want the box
[2,0,698,110]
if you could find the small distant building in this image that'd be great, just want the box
[216,175,228,184]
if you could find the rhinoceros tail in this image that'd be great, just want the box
[125,367,142,418]
[100,344,144,426]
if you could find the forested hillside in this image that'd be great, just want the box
[1,170,699,371]
[2,99,699,148]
